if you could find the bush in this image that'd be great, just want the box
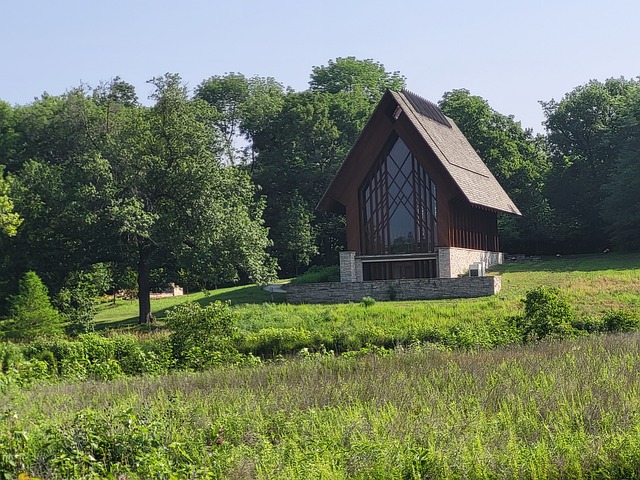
[165,301,240,369]
[361,296,376,307]
[519,286,576,340]
[290,265,339,284]
[1,271,64,340]
[571,315,604,333]
[603,309,640,333]
[0,342,23,372]
[243,327,313,356]
[57,285,96,336]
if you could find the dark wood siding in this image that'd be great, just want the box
[321,92,504,256]
[448,200,499,252]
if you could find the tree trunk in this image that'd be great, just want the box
[137,240,153,324]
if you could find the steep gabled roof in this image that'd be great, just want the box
[318,89,521,216]
[392,90,521,215]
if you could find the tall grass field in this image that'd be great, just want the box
[1,252,640,478]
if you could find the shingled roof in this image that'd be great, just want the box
[318,89,521,216]
[392,90,521,215]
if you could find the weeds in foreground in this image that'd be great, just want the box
[4,334,640,478]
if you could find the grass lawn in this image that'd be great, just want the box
[94,284,285,329]
[94,253,640,336]
[89,252,640,356]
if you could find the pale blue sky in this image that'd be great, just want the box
[2,0,638,132]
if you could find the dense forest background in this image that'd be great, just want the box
[1,57,639,321]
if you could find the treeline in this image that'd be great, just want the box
[0,58,639,321]
[441,78,640,255]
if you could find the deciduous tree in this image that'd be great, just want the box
[439,89,552,253]
[0,167,22,236]
[541,77,640,251]
[251,58,406,272]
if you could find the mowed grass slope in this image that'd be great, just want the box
[94,284,284,328]
[93,253,640,354]
[235,253,640,353]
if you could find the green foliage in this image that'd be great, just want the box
[601,86,640,249]
[1,271,63,340]
[603,309,640,333]
[272,192,318,274]
[6,334,640,477]
[361,296,376,307]
[252,58,405,271]
[290,265,339,284]
[242,327,313,356]
[195,72,285,165]
[17,332,172,382]
[309,57,406,100]
[56,271,99,336]
[165,301,240,369]
[519,286,575,340]
[2,75,276,326]
[542,77,640,251]
[439,89,552,253]
[0,166,22,237]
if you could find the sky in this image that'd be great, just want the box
[2,0,639,133]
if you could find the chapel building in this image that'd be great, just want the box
[317,89,521,282]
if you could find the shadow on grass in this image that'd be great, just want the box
[494,253,640,274]
[94,284,285,332]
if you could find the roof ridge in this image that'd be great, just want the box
[401,89,451,128]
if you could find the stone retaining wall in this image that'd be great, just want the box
[286,276,501,304]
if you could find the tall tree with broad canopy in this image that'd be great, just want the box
[5,75,276,323]
[103,74,276,323]
[250,58,406,273]
[309,57,405,101]
[439,89,552,253]
[541,77,640,251]
[195,73,286,165]
[601,86,640,249]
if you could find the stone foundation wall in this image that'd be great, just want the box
[438,247,503,278]
[286,276,501,304]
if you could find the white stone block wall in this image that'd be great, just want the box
[437,247,503,278]
[339,251,357,282]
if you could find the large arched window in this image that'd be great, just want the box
[360,136,437,255]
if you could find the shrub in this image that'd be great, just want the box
[57,285,96,336]
[1,271,64,340]
[77,333,115,363]
[244,327,313,356]
[519,286,576,340]
[361,296,376,307]
[603,309,640,333]
[571,315,604,333]
[165,301,239,369]
[23,337,89,379]
[0,342,23,372]
[290,265,339,284]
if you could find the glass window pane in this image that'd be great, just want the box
[360,136,437,255]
